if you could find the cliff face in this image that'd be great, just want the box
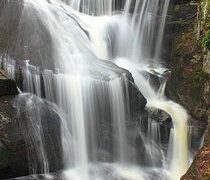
[167,0,209,123]
[166,0,210,179]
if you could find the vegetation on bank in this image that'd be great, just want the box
[202,29,210,50]
[170,0,209,179]
[201,0,210,50]
[192,68,208,89]
[167,0,209,121]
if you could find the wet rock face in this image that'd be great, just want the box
[85,76,147,163]
[0,27,9,51]
[0,3,148,173]
[0,96,28,179]
[181,120,210,180]
[146,107,172,146]
[0,0,23,54]
[189,117,207,153]
[0,0,56,69]
[0,0,145,84]
[0,95,63,179]
[146,107,172,123]
[0,65,147,179]
[133,108,172,167]
[0,0,126,72]
[128,80,147,115]
[14,94,63,174]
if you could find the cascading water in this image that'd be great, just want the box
[69,0,125,15]
[0,0,197,180]
[69,0,190,179]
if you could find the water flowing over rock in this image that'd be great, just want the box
[0,95,63,179]
[0,0,208,180]
[181,120,210,180]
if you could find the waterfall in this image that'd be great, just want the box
[109,76,128,163]
[72,0,190,179]
[1,0,194,180]
[15,94,50,174]
[146,101,189,179]
[69,0,124,16]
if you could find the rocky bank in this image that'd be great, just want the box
[165,0,210,179]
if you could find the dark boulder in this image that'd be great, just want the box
[0,95,63,179]
[0,96,28,179]
[0,70,18,97]
[127,107,172,167]
[146,107,172,123]
[146,107,172,145]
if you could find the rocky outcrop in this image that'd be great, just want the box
[165,0,210,179]
[166,0,209,122]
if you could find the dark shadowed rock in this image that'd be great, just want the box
[146,107,172,124]
[146,107,172,145]
[181,118,210,180]
[0,70,18,97]
[133,107,172,167]
[0,96,28,179]
[0,95,63,179]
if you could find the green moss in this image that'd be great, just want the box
[202,29,210,50]
[175,5,180,11]
[192,69,209,88]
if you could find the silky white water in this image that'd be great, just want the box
[73,0,189,179]
[1,0,192,179]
